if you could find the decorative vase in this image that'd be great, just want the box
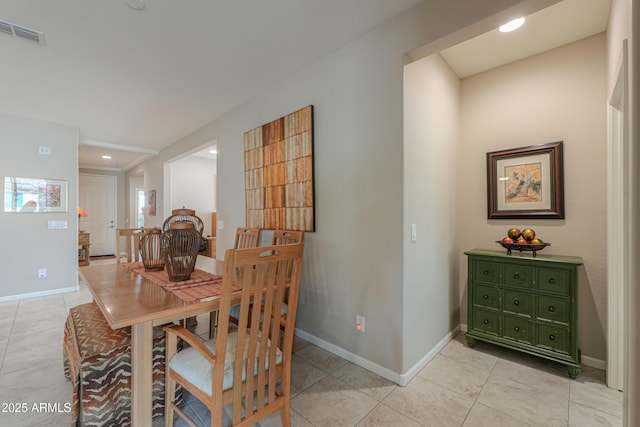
[162,208,204,236]
[140,228,164,271]
[162,222,200,281]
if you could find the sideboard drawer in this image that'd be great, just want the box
[537,268,570,296]
[537,324,570,355]
[474,261,501,284]
[473,285,500,309]
[473,309,500,335]
[504,264,534,289]
[503,290,533,317]
[503,315,533,344]
[537,296,570,325]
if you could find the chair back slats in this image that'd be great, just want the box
[115,228,145,263]
[220,243,303,426]
[271,230,305,311]
[271,229,305,246]
[234,227,261,249]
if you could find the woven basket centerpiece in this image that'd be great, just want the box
[140,228,164,271]
[162,208,204,236]
[162,222,200,281]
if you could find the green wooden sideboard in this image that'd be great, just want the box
[465,249,583,378]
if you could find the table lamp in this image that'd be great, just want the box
[78,207,88,231]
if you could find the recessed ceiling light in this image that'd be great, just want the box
[209,149,217,154]
[123,0,145,10]
[499,17,525,33]
[102,155,112,160]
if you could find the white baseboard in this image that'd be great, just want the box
[581,355,606,370]
[295,326,460,387]
[399,325,461,386]
[0,285,79,303]
[294,329,404,385]
[460,323,606,370]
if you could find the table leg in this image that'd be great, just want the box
[131,321,153,427]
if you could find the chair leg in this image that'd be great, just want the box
[281,407,291,427]
[208,309,219,339]
[165,375,176,427]
[165,331,178,427]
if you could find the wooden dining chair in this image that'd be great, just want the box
[164,243,304,427]
[270,230,305,349]
[234,227,261,249]
[115,228,145,263]
[209,227,261,338]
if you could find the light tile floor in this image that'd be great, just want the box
[0,267,623,426]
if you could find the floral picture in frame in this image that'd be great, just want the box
[487,141,564,219]
[148,189,157,216]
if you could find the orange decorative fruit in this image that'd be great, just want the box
[502,237,514,244]
[515,238,528,244]
[521,228,536,241]
[507,228,521,239]
[529,238,544,245]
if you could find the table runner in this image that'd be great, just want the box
[122,262,240,302]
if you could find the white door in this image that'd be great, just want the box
[79,174,117,256]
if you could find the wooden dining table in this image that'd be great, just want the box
[81,255,227,427]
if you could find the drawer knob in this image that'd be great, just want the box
[548,306,555,313]
[483,270,489,275]
[548,278,556,284]
[483,319,489,325]
[513,299,520,306]
[549,334,556,341]
[514,326,520,332]
[483,294,489,300]
[513,273,520,279]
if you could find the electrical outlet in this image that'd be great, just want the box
[38,268,47,278]
[38,145,51,155]
[217,220,224,230]
[356,315,365,333]
[411,224,417,242]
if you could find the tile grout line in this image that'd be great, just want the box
[0,301,19,374]
[459,349,548,427]
[456,350,498,427]
[326,370,387,427]
[413,343,501,426]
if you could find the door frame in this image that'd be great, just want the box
[607,39,629,391]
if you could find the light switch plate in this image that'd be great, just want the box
[47,220,68,229]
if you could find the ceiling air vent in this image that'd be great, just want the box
[0,21,12,35]
[0,19,44,45]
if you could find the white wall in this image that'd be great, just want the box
[168,156,216,236]
[127,0,566,380]
[457,34,608,361]
[403,54,460,374]
[0,113,79,300]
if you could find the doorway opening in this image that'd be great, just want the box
[163,142,217,237]
[136,188,145,228]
